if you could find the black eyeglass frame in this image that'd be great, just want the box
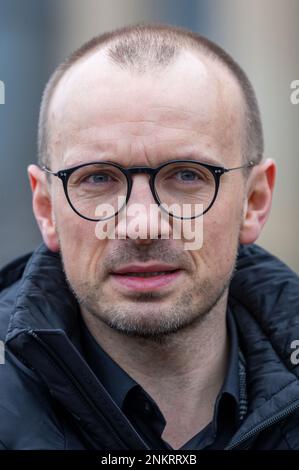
[42,159,256,221]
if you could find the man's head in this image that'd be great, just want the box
[28,24,275,340]
[38,24,265,169]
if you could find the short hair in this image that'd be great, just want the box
[37,24,264,167]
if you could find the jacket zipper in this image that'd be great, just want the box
[28,330,150,450]
[226,399,299,449]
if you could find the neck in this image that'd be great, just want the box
[81,291,229,449]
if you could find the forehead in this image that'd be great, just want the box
[48,47,244,167]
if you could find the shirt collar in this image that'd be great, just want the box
[211,306,240,434]
[220,306,240,403]
[80,317,136,409]
[80,307,240,417]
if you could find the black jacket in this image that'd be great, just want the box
[0,243,299,450]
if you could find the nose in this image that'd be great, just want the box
[129,173,156,205]
[115,174,171,242]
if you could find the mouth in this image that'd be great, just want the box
[115,270,178,277]
[110,264,183,292]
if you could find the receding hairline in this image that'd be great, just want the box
[38,23,264,167]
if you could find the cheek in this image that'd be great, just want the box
[53,202,108,284]
[203,219,238,273]
[193,188,243,277]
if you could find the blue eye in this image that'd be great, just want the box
[175,170,201,181]
[84,173,113,184]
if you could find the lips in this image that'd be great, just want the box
[110,263,183,292]
[112,263,179,275]
[116,270,176,277]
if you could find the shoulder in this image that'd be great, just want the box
[0,250,65,449]
[232,243,299,301]
[236,243,298,276]
[0,348,65,449]
[0,251,33,340]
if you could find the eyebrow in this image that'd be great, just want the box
[179,155,223,167]
[61,152,224,170]
[58,157,224,173]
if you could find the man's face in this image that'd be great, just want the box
[47,49,246,338]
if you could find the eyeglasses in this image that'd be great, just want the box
[41,159,256,221]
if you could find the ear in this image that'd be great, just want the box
[27,164,59,252]
[239,158,276,244]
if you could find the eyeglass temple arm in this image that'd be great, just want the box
[223,160,256,173]
[41,165,59,176]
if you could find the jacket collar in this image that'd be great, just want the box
[227,244,299,447]
[4,244,152,449]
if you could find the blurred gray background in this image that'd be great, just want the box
[0,0,298,272]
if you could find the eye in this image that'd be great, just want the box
[174,169,201,182]
[83,173,114,184]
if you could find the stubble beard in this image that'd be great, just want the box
[64,266,235,345]
[57,230,240,344]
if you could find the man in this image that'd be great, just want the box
[0,24,298,450]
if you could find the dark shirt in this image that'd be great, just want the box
[80,309,241,450]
